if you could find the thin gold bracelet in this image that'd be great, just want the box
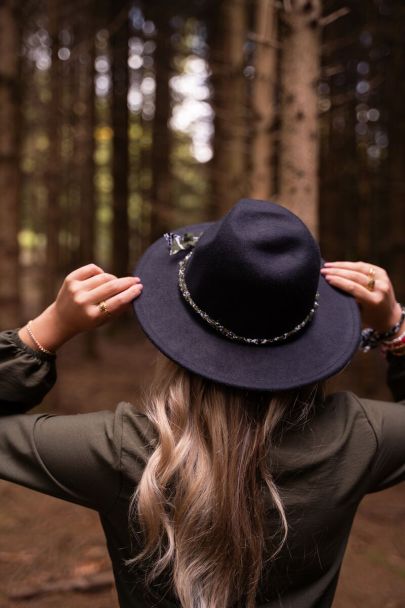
[26,320,55,356]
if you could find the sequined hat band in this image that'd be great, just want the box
[178,251,319,346]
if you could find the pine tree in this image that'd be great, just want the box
[77,3,97,267]
[0,0,21,328]
[210,0,248,216]
[386,2,405,301]
[111,0,130,276]
[44,0,62,305]
[250,0,278,200]
[279,0,322,235]
[149,9,173,242]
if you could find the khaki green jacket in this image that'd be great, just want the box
[1,329,405,607]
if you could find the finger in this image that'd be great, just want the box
[96,283,143,316]
[80,273,142,292]
[323,261,384,277]
[322,274,375,303]
[86,276,141,304]
[66,264,104,282]
[78,272,118,292]
[321,267,373,288]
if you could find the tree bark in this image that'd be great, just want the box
[73,0,98,357]
[279,0,322,236]
[149,12,172,242]
[318,6,359,263]
[0,0,21,329]
[210,0,248,217]
[111,2,129,275]
[385,4,405,302]
[319,95,358,262]
[76,4,96,267]
[44,0,62,306]
[250,0,278,200]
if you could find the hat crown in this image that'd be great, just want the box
[185,199,321,340]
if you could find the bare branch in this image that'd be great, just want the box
[320,7,350,28]
[322,64,345,78]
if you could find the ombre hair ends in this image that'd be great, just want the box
[127,355,320,607]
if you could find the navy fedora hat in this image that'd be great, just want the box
[133,199,361,391]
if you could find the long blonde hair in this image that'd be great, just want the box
[127,355,319,607]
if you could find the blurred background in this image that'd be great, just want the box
[0,0,404,607]
[0,0,404,328]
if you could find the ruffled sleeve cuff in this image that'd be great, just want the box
[0,329,57,414]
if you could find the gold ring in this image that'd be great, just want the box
[367,267,375,292]
[98,301,111,315]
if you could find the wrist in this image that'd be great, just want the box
[360,303,405,352]
[384,302,403,333]
[19,303,77,353]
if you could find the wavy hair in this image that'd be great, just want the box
[127,355,320,607]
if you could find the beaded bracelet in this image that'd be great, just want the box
[26,320,55,356]
[381,342,405,354]
[384,344,405,357]
[383,330,405,346]
[381,331,405,357]
[360,304,405,352]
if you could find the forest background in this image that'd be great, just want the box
[0,0,404,607]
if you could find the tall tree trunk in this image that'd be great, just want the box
[279,0,321,236]
[319,97,358,261]
[0,0,21,329]
[250,0,278,200]
[111,2,129,276]
[210,0,248,217]
[319,5,360,263]
[149,13,172,242]
[73,0,98,357]
[77,5,96,267]
[44,0,62,306]
[386,5,405,302]
[61,30,77,274]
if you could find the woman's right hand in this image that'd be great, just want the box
[321,261,402,333]
[19,264,143,353]
[53,263,142,335]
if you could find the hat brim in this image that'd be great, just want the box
[133,222,361,391]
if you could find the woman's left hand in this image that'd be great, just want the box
[19,264,143,353]
[321,261,401,332]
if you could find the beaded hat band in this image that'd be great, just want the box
[178,251,320,346]
[135,200,361,391]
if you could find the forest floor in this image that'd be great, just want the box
[0,319,404,608]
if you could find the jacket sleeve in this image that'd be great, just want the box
[0,329,57,414]
[0,328,123,512]
[0,403,126,513]
[358,354,405,493]
[387,352,405,402]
